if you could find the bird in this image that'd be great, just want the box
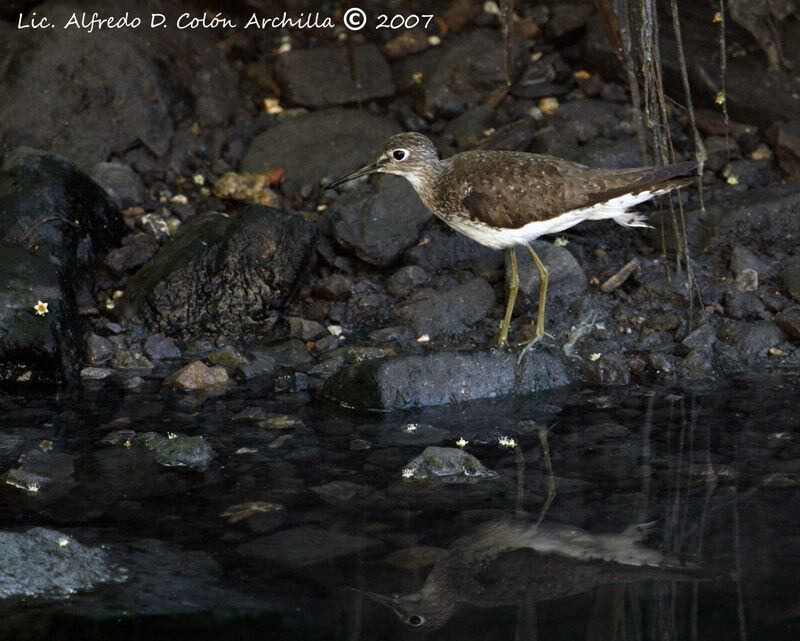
[326,133,698,354]
[349,518,698,631]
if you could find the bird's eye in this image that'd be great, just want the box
[392,149,407,161]
[407,614,425,626]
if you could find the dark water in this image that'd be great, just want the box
[1,376,799,640]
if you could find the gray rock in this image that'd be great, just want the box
[387,265,431,298]
[241,109,400,195]
[0,2,237,166]
[235,358,277,380]
[207,345,248,368]
[724,290,769,320]
[393,278,495,338]
[404,226,501,271]
[723,158,782,188]
[110,350,152,370]
[695,182,800,252]
[87,162,144,209]
[330,176,432,266]
[681,324,717,350]
[717,321,786,356]
[510,241,588,311]
[0,528,123,599]
[254,339,314,369]
[313,274,354,301]
[774,307,800,343]
[275,44,394,108]
[321,348,572,410]
[781,256,800,301]
[137,432,214,470]
[402,446,499,483]
[80,366,114,380]
[85,333,114,365]
[424,30,522,117]
[0,147,123,382]
[679,348,716,379]
[288,317,327,341]
[103,233,160,273]
[580,353,631,385]
[144,334,181,360]
[236,526,382,568]
[120,206,317,340]
[162,361,229,391]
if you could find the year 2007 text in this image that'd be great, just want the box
[376,14,434,29]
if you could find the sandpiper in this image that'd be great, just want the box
[327,133,697,352]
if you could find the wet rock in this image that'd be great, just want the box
[237,526,382,568]
[402,446,499,483]
[241,109,400,196]
[237,503,288,535]
[647,352,677,378]
[275,44,394,108]
[581,353,631,385]
[717,321,786,357]
[722,158,782,188]
[138,432,214,470]
[253,339,313,369]
[120,206,317,340]
[321,348,572,410]
[80,367,114,380]
[510,241,588,311]
[734,268,759,293]
[0,528,123,599]
[144,334,181,360]
[679,349,715,379]
[781,256,800,301]
[288,317,327,341]
[545,2,595,38]
[207,345,248,368]
[235,358,277,380]
[313,274,354,301]
[103,233,160,274]
[424,30,523,117]
[695,178,800,253]
[724,290,769,320]
[163,361,229,391]
[730,245,771,280]
[387,265,431,298]
[681,324,718,351]
[87,162,145,209]
[110,350,152,370]
[329,176,432,267]
[0,147,123,382]
[774,307,800,343]
[770,120,800,177]
[85,333,114,365]
[0,2,237,166]
[310,480,368,505]
[392,277,495,338]
[384,546,448,570]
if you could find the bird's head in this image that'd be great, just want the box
[348,585,457,632]
[325,132,441,192]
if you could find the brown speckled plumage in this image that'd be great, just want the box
[326,132,698,349]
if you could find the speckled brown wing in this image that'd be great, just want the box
[448,151,697,230]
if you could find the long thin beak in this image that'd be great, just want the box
[325,161,381,189]
[345,585,399,610]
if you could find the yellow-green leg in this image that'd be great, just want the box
[497,247,519,348]
[519,243,549,360]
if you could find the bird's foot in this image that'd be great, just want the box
[517,330,554,362]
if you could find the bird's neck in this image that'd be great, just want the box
[402,161,443,211]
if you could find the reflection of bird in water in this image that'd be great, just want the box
[354,519,697,631]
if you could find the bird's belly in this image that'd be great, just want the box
[438,209,589,250]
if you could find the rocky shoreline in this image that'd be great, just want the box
[1,0,799,408]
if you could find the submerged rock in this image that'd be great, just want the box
[0,528,124,599]
[402,446,499,483]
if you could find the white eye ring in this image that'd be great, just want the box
[392,149,408,161]
[407,614,425,626]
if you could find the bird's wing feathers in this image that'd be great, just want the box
[452,152,697,230]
